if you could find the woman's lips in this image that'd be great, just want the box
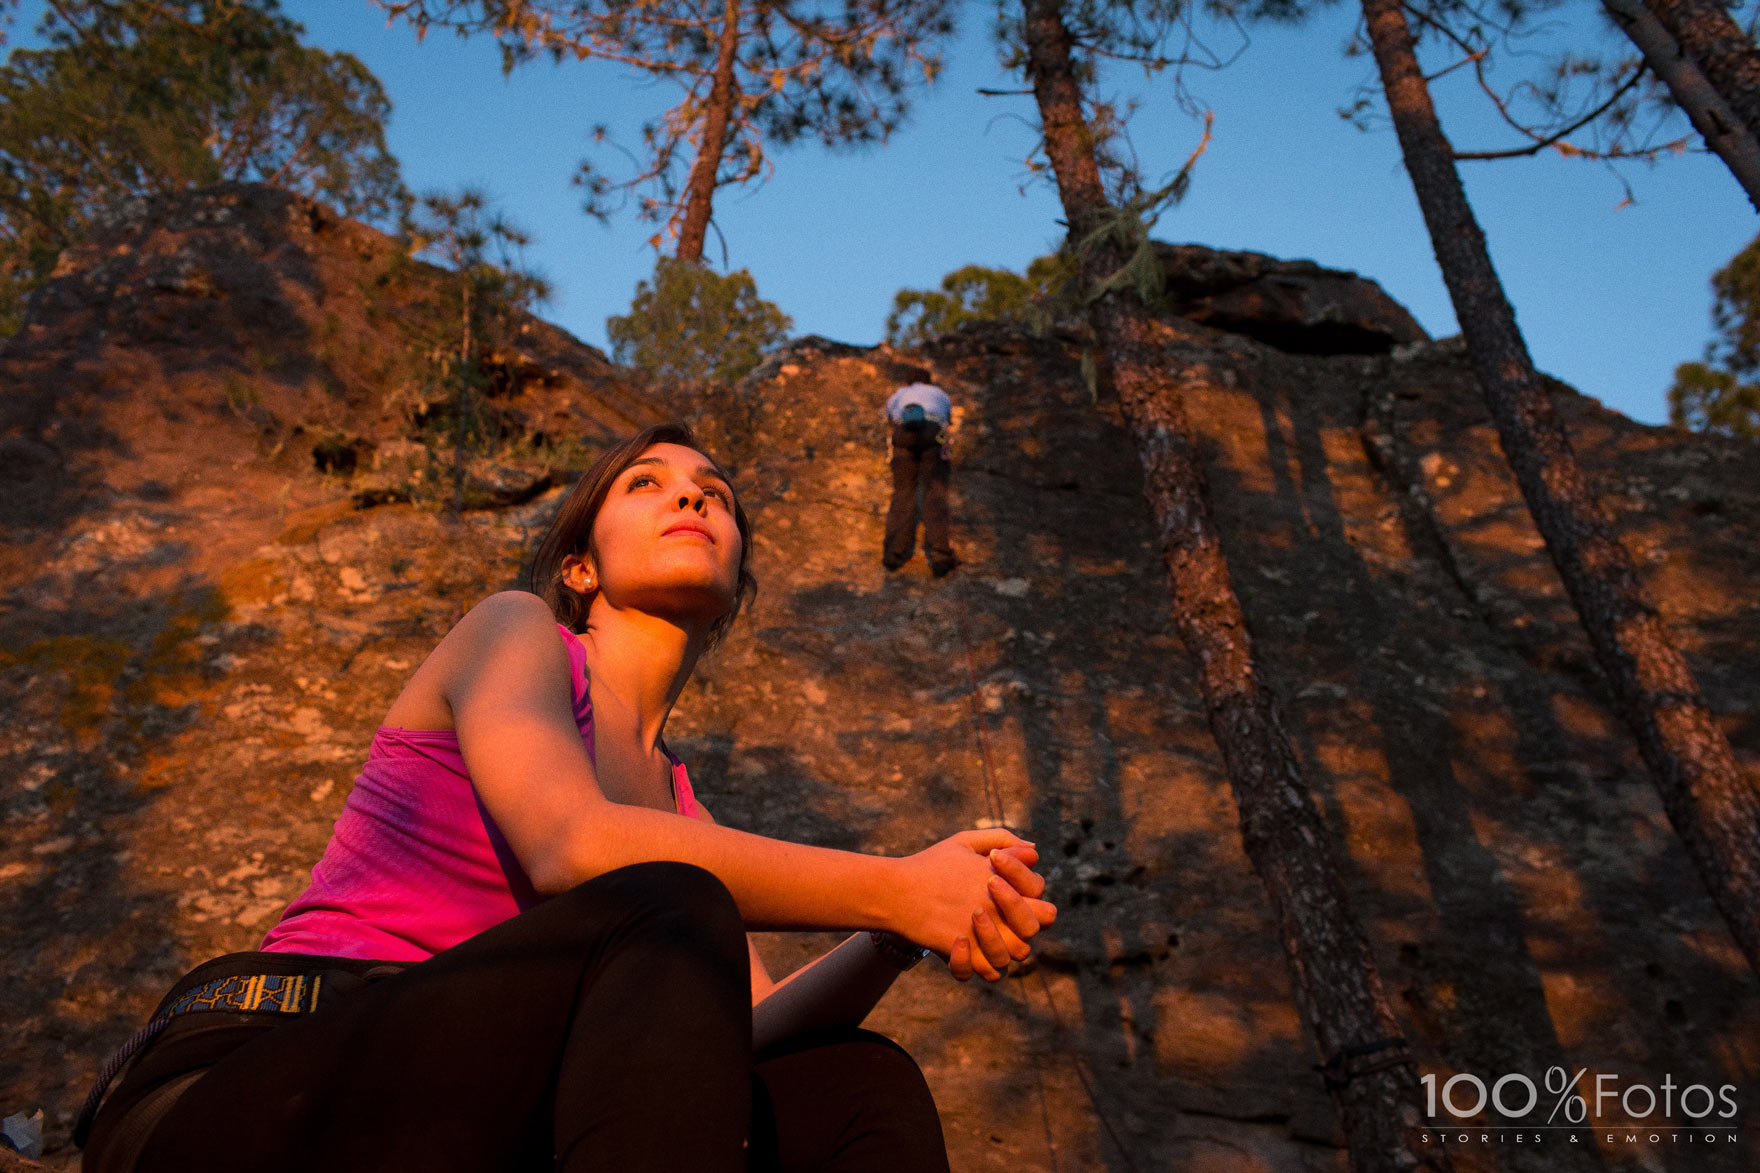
[661,524,714,542]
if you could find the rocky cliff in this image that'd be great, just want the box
[2,184,1756,1172]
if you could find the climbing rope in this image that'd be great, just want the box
[953,590,1006,832]
[1032,967,1143,1173]
[946,585,1145,1173]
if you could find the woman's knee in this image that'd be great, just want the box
[559,861,745,964]
[754,1030,946,1170]
[763,1028,938,1113]
[842,1031,936,1106]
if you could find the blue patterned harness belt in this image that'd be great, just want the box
[76,956,407,1153]
[75,971,335,1147]
[164,971,328,1017]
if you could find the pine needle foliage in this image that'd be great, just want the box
[607,257,792,385]
[1069,150,1204,308]
[378,0,954,261]
[884,254,1080,346]
[0,0,407,335]
[1670,232,1760,438]
[398,189,553,512]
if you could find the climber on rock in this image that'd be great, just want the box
[77,422,1055,1173]
[882,366,959,577]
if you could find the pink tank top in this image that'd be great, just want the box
[260,623,699,961]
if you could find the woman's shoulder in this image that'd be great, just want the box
[385,593,573,729]
[463,589,560,628]
[447,592,580,678]
[442,591,573,654]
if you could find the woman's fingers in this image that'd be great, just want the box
[910,831,1053,979]
[989,909,1034,962]
[956,828,1034,856]
[970,908,1018,979]
[989,848,1046,899]
[948,935,975,982]
[987,876,1048,945]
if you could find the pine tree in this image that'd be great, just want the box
[1638,0,1760,141]
[0,0,406,333]
[1306,0,1760,209]
[884,255,1079,347]
[401,189,552,513]
[1013,2,1447,1167]
[1358,0,1760,978]
[379,0,952,262]
[1670,231,1760,438]
[1599,0,1760,208]
[606,257,791,384]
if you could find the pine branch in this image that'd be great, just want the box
[1455,61,1649,158]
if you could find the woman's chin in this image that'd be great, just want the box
[613,580,736,631]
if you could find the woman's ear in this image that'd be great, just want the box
[559,554,597,596]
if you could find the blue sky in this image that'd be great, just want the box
[17,1,1760,424]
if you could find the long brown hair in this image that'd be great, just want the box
[526,423,756,644]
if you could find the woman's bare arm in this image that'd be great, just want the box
[439,592,1050,960]
[690,803,900,1046]
[750,933,906,1052]
[744,846,1052,1043]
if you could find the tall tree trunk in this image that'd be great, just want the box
[1020,2,1447,1167]
[1643,0,1760,140]
[1363,0,1760,978]
[675,0,741,263]
[1601,0,1760,211]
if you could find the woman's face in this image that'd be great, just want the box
[572,443,743,630]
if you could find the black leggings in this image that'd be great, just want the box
[83,862,949,1172]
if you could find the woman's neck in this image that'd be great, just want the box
[577,604,701,750]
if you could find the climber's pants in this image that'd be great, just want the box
[885,422,953,567]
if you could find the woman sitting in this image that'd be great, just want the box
[79,422,1056,1173]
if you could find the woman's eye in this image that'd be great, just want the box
[704,486,728,503]
[628,473,656,489]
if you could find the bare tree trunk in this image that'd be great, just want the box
[1363,0,1760,978]
[1020,2,1447,1167]
[1601,0,1760,211]
[675,0,741,263]
[1644,0,1760,140]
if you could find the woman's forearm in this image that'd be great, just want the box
[553,801,906,935]
[751,932,904,1052]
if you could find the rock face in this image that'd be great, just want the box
[2,186,1757,1172]
[1,182,661,538]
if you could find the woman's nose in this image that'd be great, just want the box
[678,490,705,512]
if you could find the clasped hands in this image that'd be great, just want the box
[900,829,1057,983]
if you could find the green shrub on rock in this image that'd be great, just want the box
[1671,233,1760,440]
[607,258,792,385]
[884,254,1080,347]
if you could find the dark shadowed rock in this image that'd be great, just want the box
[1156,241,1429,355]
